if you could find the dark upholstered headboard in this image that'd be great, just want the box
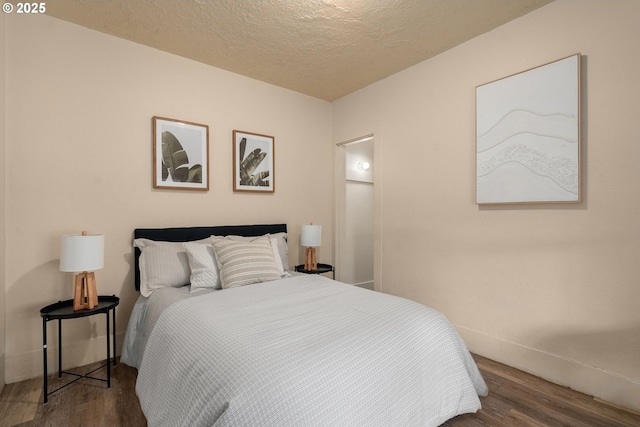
[133,223,287,291]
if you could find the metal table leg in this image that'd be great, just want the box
[57,319,62,378]
[106,311,111,388]
[42,317,48,404]
[112,304,117,366]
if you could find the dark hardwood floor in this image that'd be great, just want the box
[1,355,639,426]
[444,356,640,427]
[0,359,146,427]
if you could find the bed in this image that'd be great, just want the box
[121,224,488,426]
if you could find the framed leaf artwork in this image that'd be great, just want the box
[233,130,275,193]
[153,116,209,191]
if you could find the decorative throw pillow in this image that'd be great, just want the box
[212,233,289,272]
[134,238,209,297]
[183,242,220,292]
[211,235,282,289]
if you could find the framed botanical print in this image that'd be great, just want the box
[153,116,209,191]
[233,130,275,193]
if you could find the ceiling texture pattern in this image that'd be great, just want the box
[45,0,554,101]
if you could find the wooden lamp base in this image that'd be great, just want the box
[304,247,317,271]
[73,271,98,311]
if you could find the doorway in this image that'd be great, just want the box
[336,136,374,290]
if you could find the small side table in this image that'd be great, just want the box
[40,295,119,403]
[295,263,335,280]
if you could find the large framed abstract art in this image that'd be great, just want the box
[476,54,581,205]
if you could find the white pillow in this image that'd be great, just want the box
[270,232,289,271]
[211,235,282,289]
[270,237,285,276]
[134,237,209,297]
[183,242,220,292]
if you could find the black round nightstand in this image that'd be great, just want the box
[40,295,119,403]
[295,263,335,280]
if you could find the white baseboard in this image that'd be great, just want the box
[456,325,640,413]
[354,281,374,290]
[9,322,638,413]
[0,352,5,391]
[6,331,126,384]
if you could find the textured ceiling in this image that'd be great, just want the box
[45,0,554,101]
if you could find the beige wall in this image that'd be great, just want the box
[0,12,7,392]
[4,14,332,383]
[333,0,640,411]
[4,0,640,414]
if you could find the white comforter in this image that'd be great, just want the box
[133,275,487,426]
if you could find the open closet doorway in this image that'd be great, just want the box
[336,135,374,290]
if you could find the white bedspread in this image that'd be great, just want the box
[121,285,201,368]
[135,275,487,426]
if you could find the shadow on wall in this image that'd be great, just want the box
[8,259,98,375]
[118,246,137,318]
[534,324,640,404]
[536,326,640,377]
[8,247,138,380]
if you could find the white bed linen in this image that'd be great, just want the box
[132,275,487,426]
[121,286,205,368]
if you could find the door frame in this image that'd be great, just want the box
[335,134,378,289]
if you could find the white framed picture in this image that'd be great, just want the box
[476,54,581,205]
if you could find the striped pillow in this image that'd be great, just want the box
[211,235,282,289]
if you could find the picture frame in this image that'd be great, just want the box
[233,130,275,193]
[476,54,581,205]
[153,116,209,191]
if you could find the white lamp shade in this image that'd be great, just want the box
[300,225,321,247]
[60,234,105,272]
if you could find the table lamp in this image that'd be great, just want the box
[60,231,104,311]
[301,223,321,270]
